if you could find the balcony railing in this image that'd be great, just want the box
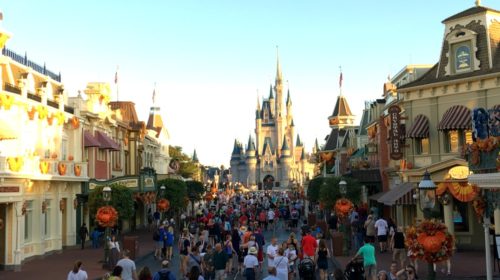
[64,105,74,114]
[47,99,59,109]
[4,83,21,95]
[2,48,61,82]
[0,156,88,179]
[27,91,42,102]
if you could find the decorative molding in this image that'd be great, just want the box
[469,173,500,188]
[444,27,481,76]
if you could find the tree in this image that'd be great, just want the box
[318,176,362,210]
[157,178,188,212]
[169,146,200,179]
[186,180,205,202]
[88,184,135,222]
[307,177,325,203]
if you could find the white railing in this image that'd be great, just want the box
[0,156,88,179]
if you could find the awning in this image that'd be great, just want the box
[95,131,120,151]
[437,105,471,131]
[436,181,478,202]
[84,131,100,148]
[378,182,415,206]
[369,192,386,201]
[406,114,429,138]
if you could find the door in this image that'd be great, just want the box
[61,198,67,246]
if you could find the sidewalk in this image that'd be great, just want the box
[0,228,155,280]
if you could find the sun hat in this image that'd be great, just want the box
[248,247,258,255]
[240,225,247,232]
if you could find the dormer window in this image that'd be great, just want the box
[444,28,480,76]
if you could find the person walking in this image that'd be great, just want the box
[109,266,123,280]
[79,223,88,250]
[273,248,289,280]
[243,247,259,280]
[213,243,229,280]
[67,260,88,280]
[108,235,121,268]
[364,215,376,243]
[138,266,153,280]
[152,260,176,280]
[374,216,388,253]
[91,227,101,249]
[116,249,138,280]
[391,226,406,268]
[316,239,330,280]
[266,237,279,270]
[396,264,418,280]
[263,267,280,280]
[301,229,317,258]
[184,245,202,278]
[352,237,377,280]
[202,244,215,280]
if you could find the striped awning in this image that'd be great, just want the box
[377,182,415,206]
[406,114,429,138]
[437,105,471,131]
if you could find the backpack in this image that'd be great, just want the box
[158,270,171,280]
[153,229,160,241]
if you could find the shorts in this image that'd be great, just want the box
[364,264,377,279]
[377,235,387,242]
[366,235,375,243]
[269,219,274,224]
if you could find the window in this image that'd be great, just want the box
[452,42,472,73]
[97,149,106,161]
[416,138,430,155]
[44,200,51,237]
[445,130,472,153]
[24,200,33,242]
[61,139,68,160]
[453,199,469,232]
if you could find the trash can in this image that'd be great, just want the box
[332,232,343,256]
[307,213,316,227]
[123,235,139,260]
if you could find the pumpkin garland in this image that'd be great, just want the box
[334,198,354,218]
[95,206,118,227]
[406,219,454,264]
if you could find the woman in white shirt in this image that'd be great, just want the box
[244,247,259,280]
[284,244,297,280]
[273,248,289,280]
[67,260,88,280]
[108,235,120,268]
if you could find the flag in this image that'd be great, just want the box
[114,70,118,84]
[339,72,343,88]
[152,88,156,104]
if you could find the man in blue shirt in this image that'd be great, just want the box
[153,260,176,280]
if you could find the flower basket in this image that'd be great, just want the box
[405,219,454,263]
[95,206,118,227]
[334,198,354,218]
[157,198,170,212]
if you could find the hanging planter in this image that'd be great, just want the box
[472,197,486,220]
[95,206,118,227]
[39,161,50,174]
[157,198,170,212]
[58,162,67,175]
[74,164,81,176]
[334,198,354,218]
[406,219,454,264]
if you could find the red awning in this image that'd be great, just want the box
[406,114,429,138]
[84,131,100,148]
[95,131,120,151]
[437,105,471,131]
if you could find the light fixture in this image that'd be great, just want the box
[339,180,347,196]
[160,185,166,197]
[102,186,112,202]
[418,170,436,211]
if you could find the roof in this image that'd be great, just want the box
[146,108,164,130]
[286,90,292,106]
[281,136,290,151]
[323,128,339,151]
[349,148,366,159]
[84,131,100,148]
[109,101,139,123]
[268,84,274,99]
[406,114,430,138]
[95,131,120,151]
[262,137,274,154]
[377,182,415,206]
[192,149,199,162]
[296,134,302,146]
[442,6,499,23]
[330,95,353,118]
[358,109,370,136]
[231,139,240,156]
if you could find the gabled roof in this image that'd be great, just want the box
[442,6,499,23]
[323,128,339,152]
[262,137,274,155]
[231,139,241,156]
[269,84,274,99]
[330,95,353,118]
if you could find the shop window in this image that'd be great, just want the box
[453,199,469,232]
[24,200,33,242]
[445,131,459,153]
[97,149,106,161]
[416,138,429,155]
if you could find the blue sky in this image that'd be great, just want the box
[2,0,493,166]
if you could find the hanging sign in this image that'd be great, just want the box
[389,105,403,160]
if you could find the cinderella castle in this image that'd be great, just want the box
[230,55,315,190]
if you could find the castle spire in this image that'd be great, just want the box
[256,93,261,111]
[296,134,302,147]
[286,89,292,106]
[192,149,199,163]
[276,46,283,85]
[269,84,274,99]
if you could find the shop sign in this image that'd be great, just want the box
[0,186,20,193]
[448,166,470,180]
[89,178,139,190]
[144,177,154,188]
[389,105,403,160]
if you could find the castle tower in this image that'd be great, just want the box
[268,84,275,118]
[286,89,293,125]
[245,135,257,187]
[230,139,241,182]
[255,95,262,157]
[275,50,284,116]
[280,136,292,187]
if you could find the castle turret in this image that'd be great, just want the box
[255,95,262,156]
[286,89,293,125]
[275,50,284,116]
[296,134,303,147]
[192,149,199,163]
[245,135,257,187]
[230,139,241,183]
[268,84,275,117]
[280,136,292,187]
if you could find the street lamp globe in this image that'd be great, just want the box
[418,170,436,211]
[102,186,112,202]
[339,180,347,196]
[160,185,166,197]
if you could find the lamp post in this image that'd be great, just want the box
[159,185,166,221]
[418,170,437,280]
[102,186,112,269]
[338,180,349,255]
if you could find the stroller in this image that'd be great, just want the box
[344,258,364,280]
[298,257,316,280]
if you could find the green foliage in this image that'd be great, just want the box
[169,146,200,179]
[88,184,135,221]
[157,178,188,211]
[186,180,205,201]
[317,176,363,209]
[307,177,324,203]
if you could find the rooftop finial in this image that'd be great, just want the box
[475,0,481,7]
[152,82,157,106]
[276,46,282,83]
[339,66,343,96]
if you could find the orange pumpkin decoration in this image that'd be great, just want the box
[0,94,13,110]
[417,231,446,253]
[95,206,118,227]
[68,155,74,161]
[40,161,50,174]
[58,162,67,175]
[211,186,217,194]
[51,153,58,159]
[27,106,37,120]
[74,165,81,176]
[7,157,24,172]
[334,198,354,218]
[157,198,170,212]
[71,116,80,129]
[47,114,54,125]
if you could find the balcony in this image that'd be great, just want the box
[0,156,88,181]
[4,83,21,95]
[2,48,62,82]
